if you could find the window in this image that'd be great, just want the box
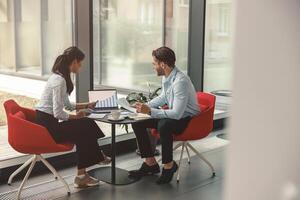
[0,0,14,72]
[41,0,74,75]
[218,4,230,36]
[0,0,8,22]
[93,0,163,91]
[165,0,189,74]
[93,0,189,91]
[0,0,73,77]
[179,0,189,7]
[16,0,41,74]
[203,0,232,92]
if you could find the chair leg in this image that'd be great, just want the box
[38,155,71,195]
[185,143,191,164]
[17,155,37,200]
[8,156,35,185]
[157,142,183,163]
[173,142,183,151]
[176,143,185,182]
[186,142,216,177]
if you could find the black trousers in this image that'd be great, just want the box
[35,110,105,169]
[132,117,191,164]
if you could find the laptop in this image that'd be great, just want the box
[88,89,119,113]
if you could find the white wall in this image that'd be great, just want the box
[225,1,300,200]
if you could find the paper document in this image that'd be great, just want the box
[128,113,151,120]
[117,98,136,113]
[87,113,106,119]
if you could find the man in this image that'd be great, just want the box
[129,47,200,184]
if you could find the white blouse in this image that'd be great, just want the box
[35,73,76,121]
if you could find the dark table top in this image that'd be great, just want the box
[93,113,151,125]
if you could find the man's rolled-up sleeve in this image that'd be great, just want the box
[147,91,166,108]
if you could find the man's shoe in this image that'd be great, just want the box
[156,161,178,184]
[128,162,160,178]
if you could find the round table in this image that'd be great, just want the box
[88,113,149,185]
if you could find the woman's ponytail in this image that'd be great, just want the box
[52,47,85,95]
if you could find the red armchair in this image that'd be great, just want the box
[4,100,74,199]
[151,92,216,182]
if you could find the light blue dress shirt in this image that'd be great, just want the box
[148,67,200,120]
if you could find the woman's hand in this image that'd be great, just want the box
[76,110,87,119]
[87,101,97,109]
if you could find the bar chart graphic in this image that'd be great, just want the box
[88,90,118,108]
[96,94,118,108]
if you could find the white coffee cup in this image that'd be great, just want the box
[111,110,121,120]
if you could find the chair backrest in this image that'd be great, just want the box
[4,100,30,149]
[174,92,216,141]
[3,99,21,116]
[4,99,36,122]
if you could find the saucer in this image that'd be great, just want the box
[107,116,125,122]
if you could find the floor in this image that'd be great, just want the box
[59,148,225,200]
[0,130,228,200]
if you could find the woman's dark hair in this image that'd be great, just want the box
[52,46,85,95]
[152,46,176,68]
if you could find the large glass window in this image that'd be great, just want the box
[0,0,15,72]
[41,0,73,75]
[16,0,41,74]
[165,0,189,74]
[93,0,189,91]
[203,0,232,92]
[0,0,73,77]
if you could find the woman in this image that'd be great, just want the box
[35,46,110,188]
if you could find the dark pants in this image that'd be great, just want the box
[35,110,105,169]
[132,117,191,164]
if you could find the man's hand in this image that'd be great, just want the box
[135,102,151,115]
[87,101,97,109]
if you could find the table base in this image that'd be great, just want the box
[89,167,140,185]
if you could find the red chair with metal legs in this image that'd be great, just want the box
[3,100,74,199]
[151,92,216,182]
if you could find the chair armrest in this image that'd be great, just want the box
[20,107,36,122]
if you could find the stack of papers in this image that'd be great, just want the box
[117,98,136,113]
[87,113,106,119]
[128,113,151,120]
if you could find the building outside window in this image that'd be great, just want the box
[203,0,232,93]
[93,0,189,92]
[0,0,73,77]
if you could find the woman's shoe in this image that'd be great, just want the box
[98,150,112,165]
[74,174,99,188]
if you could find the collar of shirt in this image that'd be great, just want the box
[162,67,178,86]
[54,71,64,77]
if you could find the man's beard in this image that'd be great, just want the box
[156,68,165,76]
